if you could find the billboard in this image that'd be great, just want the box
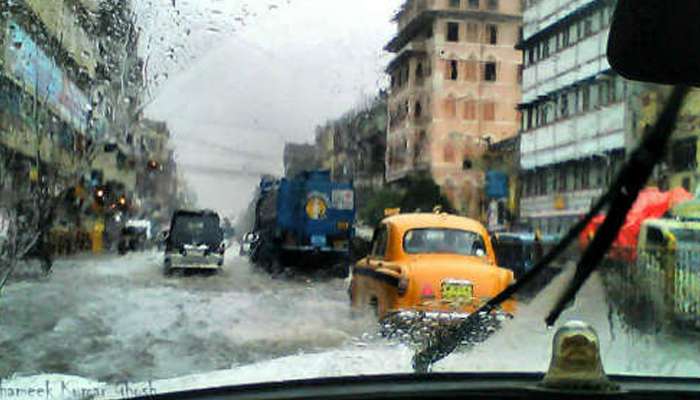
[3,21,90,134]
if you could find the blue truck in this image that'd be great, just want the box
[250,170,355,274]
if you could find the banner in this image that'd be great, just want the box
[4,21,90,134]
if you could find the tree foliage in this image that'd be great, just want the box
[358,175,454,226]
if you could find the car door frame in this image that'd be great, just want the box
[351,223,401,317]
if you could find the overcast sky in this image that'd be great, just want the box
[143,0,401,217]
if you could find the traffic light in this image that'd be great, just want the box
[94,187,107,208]
[117,195,128,211]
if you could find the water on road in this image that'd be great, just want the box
[1,250,700,386]
[0,250,376,382]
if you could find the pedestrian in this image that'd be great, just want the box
[533,228,544,264]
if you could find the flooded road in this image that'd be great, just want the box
[1,250,700,387]
[0,250,377,382]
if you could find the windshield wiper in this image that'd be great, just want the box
[412,86,689,373]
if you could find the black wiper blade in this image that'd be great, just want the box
[412,86,689,373]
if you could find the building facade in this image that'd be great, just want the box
[385,0,522,217]
[626,85,700,196]
[283,143,319,178]
[0,0,182,253]
[517,0,627,235]
[0,0,100,197]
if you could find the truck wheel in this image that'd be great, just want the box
[163,260,172,276]
[331,262,349,278]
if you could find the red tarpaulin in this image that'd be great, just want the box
[578,187,693,262]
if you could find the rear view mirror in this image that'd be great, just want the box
[608,0,700,85]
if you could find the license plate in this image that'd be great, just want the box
[311,235,327,247]
[441,280,474,302]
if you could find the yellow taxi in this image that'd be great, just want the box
[349,212,515,320]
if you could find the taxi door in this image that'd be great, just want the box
[351,224,400,318]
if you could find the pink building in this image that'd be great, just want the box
[386,0,522,217]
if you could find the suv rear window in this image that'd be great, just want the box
[170,213,222,247]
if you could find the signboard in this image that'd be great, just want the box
[554,194,566,210]
[25,0,97,77]
[521,189,603,218]
[305,192,329,220]
[332,189,354,210]
[485,171,509,199]
[4,21,90,134]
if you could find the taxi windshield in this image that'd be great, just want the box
[404,228,486,256]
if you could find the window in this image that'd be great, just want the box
[414,101,422,118]
[484,62,497,81]
[487,0,498,10]
[462,159,473,170]
[537,171,546,195]
[517,64,523,83]
[558,166,567,191]
[584,16,593,36]
[463,100,476,120]
[465,59,477,81]
[559,93,569,118]
[415,130,427,162]
[582,160,590,189]
[371,226,389,258]
[450,0,461,8]
[562,27,570,47]
[541,39,549,58]
[444,98,457,118]
[447,22,460,42]
[403,229,486,256]
[468,0,479,9]
[581,86,590,111]
[528,47,535,64]
[486,24,498,44]
[466,23,479,42]
[448,60,459,80]
[483,101,495,121]
[416,62,424,80]
[590,84,599,108]
[599,80,609,106]
[444,145,456,162]
[671,138,697,172]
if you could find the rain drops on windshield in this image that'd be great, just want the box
[2,0,700,398]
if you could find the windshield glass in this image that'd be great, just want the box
[404,228,485,256]
[2,0,700,397]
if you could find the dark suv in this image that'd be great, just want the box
[164,210,225,274]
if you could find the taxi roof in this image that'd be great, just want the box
[382,213,488,234]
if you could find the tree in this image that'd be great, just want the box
[358,187,404,226]
[399,175,455,215]
[358,175,455,227]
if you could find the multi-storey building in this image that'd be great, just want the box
[311,93,388,210]
[0,0,99,198]
[517,0,628,234]
[385,0,522,217]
